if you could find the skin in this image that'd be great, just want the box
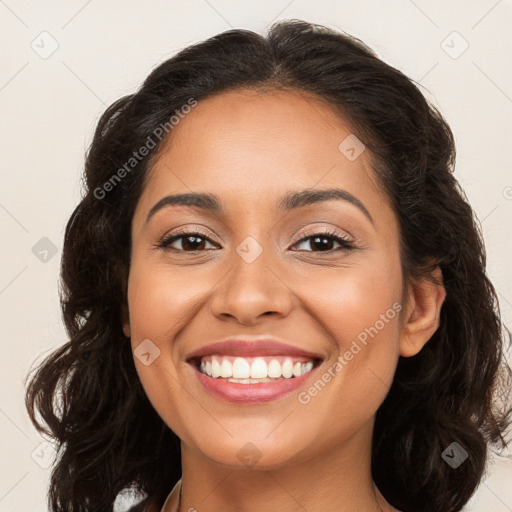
[122,88,446,512]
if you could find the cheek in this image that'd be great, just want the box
[126,260,208,341]
[329,274,401,352]
[296,254,403,421]
[125,259,222,424]
[125,262,199,436]
[300,254,402,351]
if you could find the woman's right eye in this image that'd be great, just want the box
[157,231,219,252]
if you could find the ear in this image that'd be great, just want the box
[399,266,446,357]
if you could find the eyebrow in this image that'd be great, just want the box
[145,188,374,226]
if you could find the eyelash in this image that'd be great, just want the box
[156,228,355,253]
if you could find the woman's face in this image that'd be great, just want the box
[124,88,407,469]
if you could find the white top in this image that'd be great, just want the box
[160,478,182,512]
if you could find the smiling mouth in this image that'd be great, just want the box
[189,354,323,384]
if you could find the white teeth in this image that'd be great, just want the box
[232,357,250,379]
[282,359,293,378]
[220,358,232,378]
[199,355,317,381]
[211,357,221,378]
[250,358,268,378]
[268,359,282,378]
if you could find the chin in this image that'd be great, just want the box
[191,434,311,471]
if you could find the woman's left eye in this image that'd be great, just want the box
[156,230,355,253]
[291,231,355,252]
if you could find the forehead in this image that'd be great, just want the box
[134,88,390,225]
[157,88,361,170]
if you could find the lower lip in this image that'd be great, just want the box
[190,363,320,404]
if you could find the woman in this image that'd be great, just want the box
[25,19,511,512]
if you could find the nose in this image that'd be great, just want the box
[210,242,294,325]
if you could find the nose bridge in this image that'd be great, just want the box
[210,231,294,323]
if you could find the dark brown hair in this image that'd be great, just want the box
[24,19,512,512]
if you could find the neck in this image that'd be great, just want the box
[175,418,395,512]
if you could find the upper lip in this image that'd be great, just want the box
[186,335,325,361]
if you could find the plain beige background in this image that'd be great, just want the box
[0,1,511,511]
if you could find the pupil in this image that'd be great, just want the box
[184,236,204,250]
[313,235,332,251]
